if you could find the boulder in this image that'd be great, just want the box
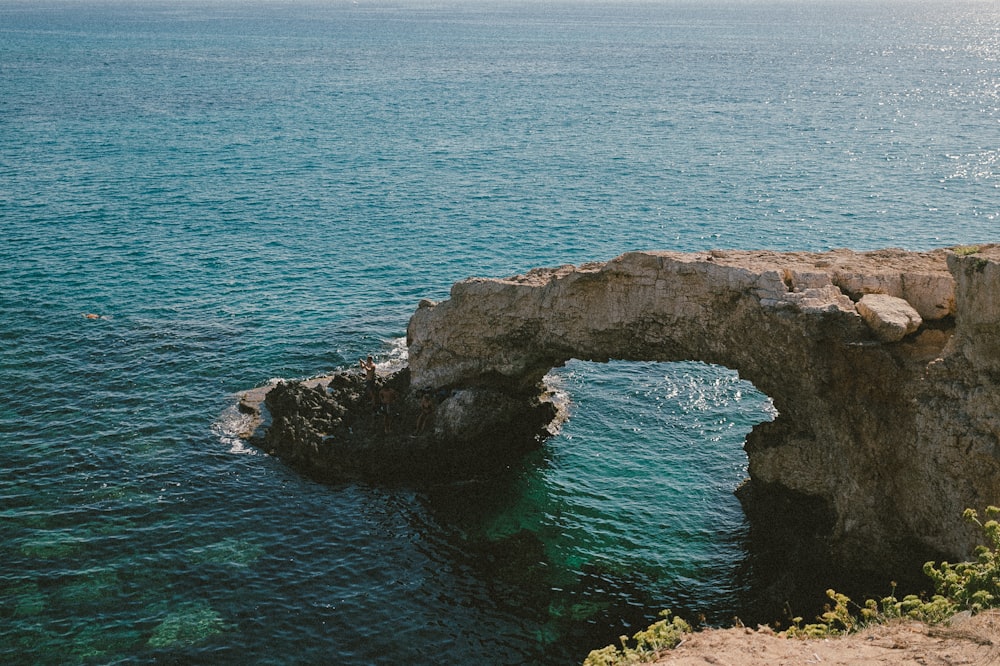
[856,293,923,342]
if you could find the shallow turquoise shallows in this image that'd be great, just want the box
[1,0,997,663]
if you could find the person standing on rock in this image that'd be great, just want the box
[379,384,398,434]
[360,356,377,409]
[414,390,435,435]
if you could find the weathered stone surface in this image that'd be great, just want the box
[950,251,1000,374]
[406,245,1000,576]
[856,293,923,342]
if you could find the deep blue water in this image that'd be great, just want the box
[1,0,997,663]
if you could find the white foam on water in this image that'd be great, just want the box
[377,337,409,375]
[212,402,260,456]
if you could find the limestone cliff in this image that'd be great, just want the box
[406,246,1000,572]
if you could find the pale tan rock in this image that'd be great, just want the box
[406,245,1000,573]
[902,271,956,320]
[648,610,1000,666]
[950,249,1000,373]
[856,293,923,342]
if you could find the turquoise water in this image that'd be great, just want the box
[2,0,997,663]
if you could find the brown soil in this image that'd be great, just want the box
[650,611,1000,666]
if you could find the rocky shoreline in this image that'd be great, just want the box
[237,244,1000,613]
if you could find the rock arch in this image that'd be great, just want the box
[407,246,1000,573]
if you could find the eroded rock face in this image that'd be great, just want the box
[406,246,1000,573]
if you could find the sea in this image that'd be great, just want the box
[1,0,997,663]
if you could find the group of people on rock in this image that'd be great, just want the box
[359,356,436,436]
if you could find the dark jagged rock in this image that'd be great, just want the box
[243,368,558,484]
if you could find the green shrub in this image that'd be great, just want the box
[923,507,1000,613]
[785,589,857,638]
[584,507,1000,664]
[583,610,691,666]
[789,506,1000,639]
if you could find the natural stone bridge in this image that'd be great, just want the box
[407,246,1000,572]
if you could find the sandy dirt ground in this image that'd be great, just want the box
[650,610,1000,666]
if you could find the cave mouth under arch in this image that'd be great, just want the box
[528,358,778,624]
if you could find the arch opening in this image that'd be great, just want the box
[534,358,776,623]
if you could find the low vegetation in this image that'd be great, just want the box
[583,611,691,666]
[584,507,1000,665]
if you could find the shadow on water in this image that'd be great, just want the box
[417,461,676,665]
[232,357,942,665]
[409,359,939,663]
[731,484,940,632]
[416,455,934,666]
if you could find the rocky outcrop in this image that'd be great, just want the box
[238,369,557,484]
[406,246,1000,574]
